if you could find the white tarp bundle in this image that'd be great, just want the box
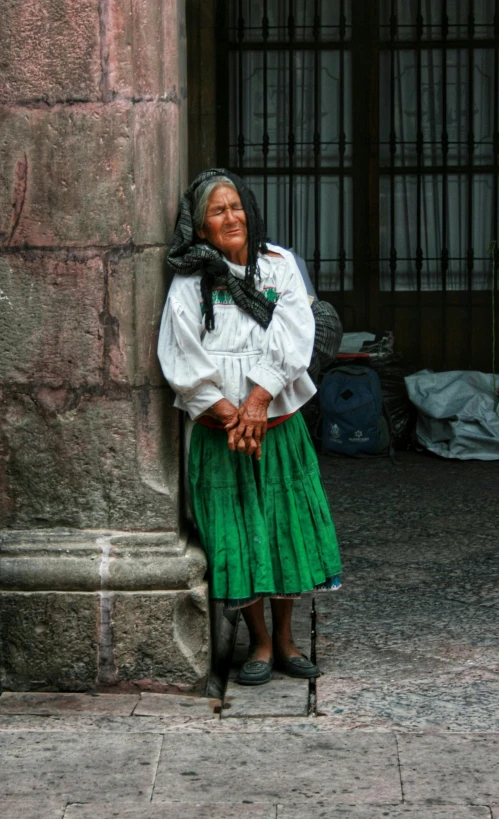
[405,370,499,460]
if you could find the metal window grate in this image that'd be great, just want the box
[379,0,499,294]
[215,0,499,369]
[218,0,353,293]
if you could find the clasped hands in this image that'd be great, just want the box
[206,386,273,461]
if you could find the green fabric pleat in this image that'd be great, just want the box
[188,412,342,604]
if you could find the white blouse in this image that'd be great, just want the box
[157,243,317,420]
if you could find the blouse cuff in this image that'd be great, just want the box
[246,364,287,398]
[184,384,226,421]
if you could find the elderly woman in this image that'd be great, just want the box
[158,168,342,686]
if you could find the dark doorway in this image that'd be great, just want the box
[189,0,499,371]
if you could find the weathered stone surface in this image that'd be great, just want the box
[0,691,139,715]
[133,388,180,507]
[0,592,99,691]
[279,808,491,819]
[223,675,310,719]
[106,0,187,99]
[0,0,101,104]
[112,586,210,687]
[0,588,208,693]
[110,542,206,592]
[134,692,220,717]
[0,532,205,592]
[316,672,499,731]
[0,713,218,732]
[65,804,276,819]
[0,103,181,248]
[0,104,133,247]
[152,733,401,803]
[108,248,170,386]
[132,101,186,245]
[398,733,499,805]
[0,799,65,819]
[315,452,499,731]
[0,0,193,694]
[0,731,162,800]
[0,254,104,386]
[0,394,178,530]
[319,451,499,538]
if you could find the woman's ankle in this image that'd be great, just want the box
[272,634,301,657]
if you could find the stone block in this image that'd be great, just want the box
[0,103,181,248]
[65,805,276,819]
[0,104,133,247]
[0,530,206,592]
[280,809,491,819]
[0,691,139,715]
[134,692,220,717]
[0,799,65,819]
[106,0,187,99]
[0,592,99,690]
[397,732,499,805]
[132,101,187,245]
[152,732,401,803]
[0,0,101,104]
[108,247,170,386]
[112,585,210,688]
[223,675,310,718]
[0,254,104,386]
[0,731,162,801]
[0,393,178,530]
[133,388,181,513]
[0,532,208,691]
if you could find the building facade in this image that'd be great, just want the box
[1,0,498,690]
[0,0,210,691]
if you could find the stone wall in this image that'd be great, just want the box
[0,0,210,691]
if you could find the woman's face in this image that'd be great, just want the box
[197,185,248,265]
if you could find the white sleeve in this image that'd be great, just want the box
[246,252,315,397]
[157,277,225,420]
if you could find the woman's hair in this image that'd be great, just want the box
[192,176,237,232]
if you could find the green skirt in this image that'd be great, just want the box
[188,412,342,609]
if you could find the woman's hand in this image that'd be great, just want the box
[228,386,272,460]
[206,398,239,430]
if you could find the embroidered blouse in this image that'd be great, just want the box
[157,243,316,420]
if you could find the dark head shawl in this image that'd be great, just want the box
[167,168,271,330]
[167,169,342,377]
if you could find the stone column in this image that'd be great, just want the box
[0,0,210,692]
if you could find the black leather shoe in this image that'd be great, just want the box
[237,658,273,686]
[274,654,321,679]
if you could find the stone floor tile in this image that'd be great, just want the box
[334,531,498,565]
[223,675,310,718]
[315,638,467,683]
[0,692,139,716]
[64,803,277,818]
[0,799,65,818]
[316,673,499,731]
[152,732,401,803]
[397,732,499,804]
[0,731,162,801]
[278,806,491,818]
[134,693,221,718]
[0,713,321,735]
[316,590,499,674]
[0,714,169,733]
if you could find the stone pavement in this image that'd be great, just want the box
[1,452,498,818]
